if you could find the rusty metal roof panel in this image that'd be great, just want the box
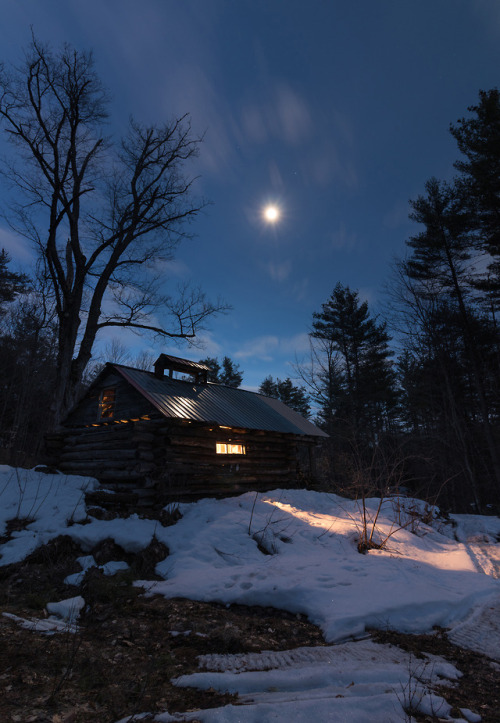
[113,365,328,437]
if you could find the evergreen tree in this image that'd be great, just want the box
[259,376,311,417]
[406,178,474,294]
[404,177,500,500]
[450,88,500,291]
[311,283,397,440]
[0,296,57,457]
[0,249,29,314]
[199,356,243,387]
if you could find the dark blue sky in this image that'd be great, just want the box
[1,1,499,389]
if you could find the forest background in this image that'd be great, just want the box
[0,39,499,515]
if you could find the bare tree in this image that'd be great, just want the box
[0,37,226,426]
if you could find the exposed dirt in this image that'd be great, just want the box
[0,592,326,722]
[372,628,500,723]
[0,537,324,722]
[0,535,498,722]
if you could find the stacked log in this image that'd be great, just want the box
[49,415,318,504]
[48,420,161,504]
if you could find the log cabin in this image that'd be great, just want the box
[46,354,328,504]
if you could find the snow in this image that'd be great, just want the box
[168,640,461,723]
[64,554,130,585]
[3,595,85,634]
[0,465,98,565]
[46,594,85,623]
[144,490,498,643]
[1,466,499,722]
[2,611,80,635]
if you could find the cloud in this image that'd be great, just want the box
[292,277,310,303]
[0,228,36,266]
[281,332,311,356]
[155,258,191,278]
[383,200,411,229]
[276,85,313,145]
[266,259,292,282]
[187,331,222,357]
[234,335,279,361]
[298,136,358,189]
[240,83,313,147]
[156,62,241,181]
[330,223,358,251]
[268,160,285,190]
[241,104,269,144]
[234,332,310,362]
[357,286,378,307]
[65,2,241,184]
[475,0,500,40]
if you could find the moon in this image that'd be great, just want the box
[263,205,280,223]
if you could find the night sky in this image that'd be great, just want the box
[1,1,499,390]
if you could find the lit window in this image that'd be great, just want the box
[216,443,246,455]
[98,388,116,419]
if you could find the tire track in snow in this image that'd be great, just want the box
[199,639,409,673]
[448,543,500,660]
[466,543,500,579]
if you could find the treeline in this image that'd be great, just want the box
[303,89,500,513]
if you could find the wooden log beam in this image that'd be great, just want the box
[60,447,137,460]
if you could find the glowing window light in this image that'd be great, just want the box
[98,388,116,419]
[216,443,246,455]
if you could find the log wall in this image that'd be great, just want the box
[46,416,319,504]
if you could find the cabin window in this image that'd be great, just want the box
[216,442,246,455]
[98,388,116,419]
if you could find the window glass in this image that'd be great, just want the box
[216,442,245,455]
[98,388,116,419]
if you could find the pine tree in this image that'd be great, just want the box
[259,376,310,417]
[199,356,243,387]
[406,178,474,294]
[0,249,29,314]
[403,176,500,506]
[311,283,397,440]
[450,89,500,283]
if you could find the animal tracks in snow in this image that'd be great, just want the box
[317,575,352,589]
[223,572,267,590]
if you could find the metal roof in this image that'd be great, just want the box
[154,354,212,372]
[112,364,328,438]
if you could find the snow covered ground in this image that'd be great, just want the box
[1,465,499,722]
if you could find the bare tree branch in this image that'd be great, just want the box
[0,37,224,425]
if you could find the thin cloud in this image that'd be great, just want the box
[0,228,35,265]
[330,223,358,251]
[154,259,191,278]
[297,133,358,189]
[276,84,312,145]
[384,200,411,230]
[234,332,310,362]
[234,335,279,361]
[267,259,292,282]
[240,83,312,147]
[292,277,310,303]
[357,286,378,307]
